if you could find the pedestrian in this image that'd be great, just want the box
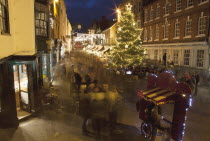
[85,73,92,88]
[194,71,200,96]
[74,72,82,93]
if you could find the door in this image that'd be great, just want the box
[14,65,31,112]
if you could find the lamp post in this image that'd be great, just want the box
[116,9,121,22]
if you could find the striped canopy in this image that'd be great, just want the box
[137,87,176,105]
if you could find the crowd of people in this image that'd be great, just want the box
[179,71,200,96]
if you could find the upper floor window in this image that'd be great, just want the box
[0,0,9,34]
[144,28,148,41]
[155,24,159,40]
[176,0,182,11]
[133,5,136,14]
[150,8,154,21]
[187,0,193,7]
[139,2,141,12]
[149,26,153,41]
[200,0,209,3]
[198,12,207,35]
[185,16,192,36]
[144,9,148,22]
[35,2,48,36]
[163,19,169,39]
[165,2,170,15]
[156,3,160,18]
[174,19,180,38]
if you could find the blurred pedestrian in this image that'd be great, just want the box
[194,71,200,96]
[85,73,92,88]
[74,72,82,93]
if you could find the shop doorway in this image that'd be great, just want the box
[13,65,31,119]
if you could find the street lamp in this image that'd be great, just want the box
[116,9,121,22]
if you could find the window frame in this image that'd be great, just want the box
[0,0,10,34]
[163,19,169,39]
[176,0,182,12]
[156,3,160,19]
[198,12,207,36]
[165,2,170,16]
[144,28,148,41]
[144,9,148,22]
[35,2,48,37]
[187,0,193,8]
[150,7,154,21]
[154,50,158,60]
[184,50,190,66]
[185,17,192,37]
[173,50,179,65]
[155,24,159,40]
[196,50,205,68]
[174,19,180,38]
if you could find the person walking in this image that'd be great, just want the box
[85,73,92,88]
[74,72,82,93]
[194,71,200,96]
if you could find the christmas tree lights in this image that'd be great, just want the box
[109,3,145,68]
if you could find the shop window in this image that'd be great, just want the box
[0,0,9,34]
[197,50,204,67]
[198,12,207,35]
[184,50,190,66]
[185,17,192,36]
[35,2,48,36]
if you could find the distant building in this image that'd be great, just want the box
[142,0,210,74]
[102,23,117,45]
[118,0,210,76]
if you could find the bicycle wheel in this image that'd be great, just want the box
[141,122,152,139]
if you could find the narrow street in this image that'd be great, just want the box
[1,51,210,141]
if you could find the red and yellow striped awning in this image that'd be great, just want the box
[138,87,176,105]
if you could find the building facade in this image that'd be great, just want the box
[142,0,210,74]
[0,0,72,128]
[102,23,117,46]
[0,0,39,128]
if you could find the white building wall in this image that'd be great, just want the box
[143,42,209,70]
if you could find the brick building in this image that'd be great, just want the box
[142,0,210,73]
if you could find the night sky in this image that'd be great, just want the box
[64,0,121,27]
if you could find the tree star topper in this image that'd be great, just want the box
[126,3,132,11]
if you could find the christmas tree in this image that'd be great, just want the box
[109,3,145,68]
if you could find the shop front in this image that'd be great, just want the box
[0,56,39,128]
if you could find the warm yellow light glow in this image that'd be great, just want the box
[54,0,59,2]
[116,9,121,13]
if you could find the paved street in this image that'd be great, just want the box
[1,56,210,141]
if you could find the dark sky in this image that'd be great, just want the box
[64,0,121,27]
